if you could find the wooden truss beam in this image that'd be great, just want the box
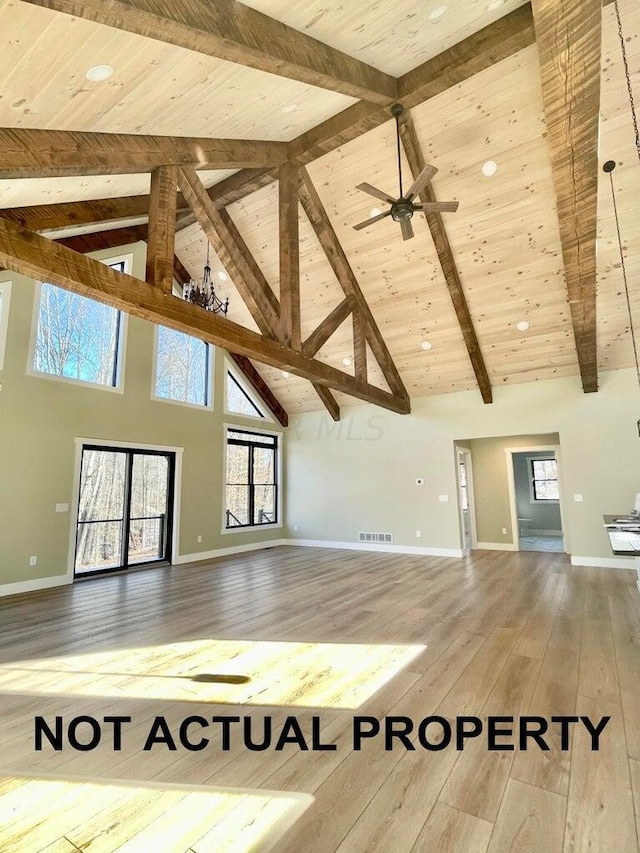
[0,5,540,231]
[279,163,301,350]
[298,168,409,402]
[0,128,288,179]
[532,0,601,393]
[146,166,178,293]
[178,167,339,419]
[0,219,409,413]
[24,0,397,104]
[398,110,492,404]
[302,298,354,357]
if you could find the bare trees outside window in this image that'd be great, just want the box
[225,429,278,528]
[155,326,211,406]
[33,261,125,387]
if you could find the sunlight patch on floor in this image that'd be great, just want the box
[0,775,313,853]
[0,640,425,709]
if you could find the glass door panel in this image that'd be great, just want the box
[128,453,170,565]
[75,450,127,575]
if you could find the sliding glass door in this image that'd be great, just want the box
[74,445,174,576]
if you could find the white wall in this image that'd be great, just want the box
[286,368,640,564]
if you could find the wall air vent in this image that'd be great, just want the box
[358,532,393,544]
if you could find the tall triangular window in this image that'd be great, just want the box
[225,367,267,419]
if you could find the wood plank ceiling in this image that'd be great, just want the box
[0,0,638,415]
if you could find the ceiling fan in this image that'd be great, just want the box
[353,103,459,241]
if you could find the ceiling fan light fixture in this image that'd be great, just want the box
[482,160,498,177]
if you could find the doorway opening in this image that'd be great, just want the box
[456,447,477,555]
[506,446,565,553]
[73,445,175,577]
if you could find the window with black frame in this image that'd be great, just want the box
[225,429,278,528]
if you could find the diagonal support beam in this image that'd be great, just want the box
[178,166,281,338]
[303,297,354,357]
[146,166,178,293]
[0,129,287,179]
[178,167,339,419]
[398,110,492,404]
[532,0,601,393]
[353,311,367,383]
[23,0,397,104]
[0,219,409,413]
[298,168,409,402]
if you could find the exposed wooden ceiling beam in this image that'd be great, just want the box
[398,110,492,404]
[178,166,339,419]
[532,0,601,393]
[313,385,341,422]
[178,166,281,338]
[303,297,354,358]
[0,128,288,179]
[55,225,149,254]
[0,4,540,231]
[0,218,409,413]
[24,0,397,104]
[279,163,301,350]
[227,354,288,427]
[298,168,409,402]
[146,166,178,293]
[353,311,367,383]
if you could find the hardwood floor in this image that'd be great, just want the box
[0,546,639,852]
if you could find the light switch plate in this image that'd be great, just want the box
[439,495,448,502]
[573,494,583,502]
[55,503,69,513]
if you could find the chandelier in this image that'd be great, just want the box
[183,243,229,315]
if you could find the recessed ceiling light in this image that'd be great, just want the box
[342,357,352,367]
[482,160,498,177]
[420,340,433,351]
[428,5,448,20]
[218,271,228,282]
[85,64,113,82]
[487,0,505,10]
[516,320,530,332]
[281,371,291,378]
[370,207,382,217]
[282,103,297,114]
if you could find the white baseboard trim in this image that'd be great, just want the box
[282,539,464,558]
[175,539,288,565]
[0,574,70,598]
[476,542,517,552]
[528,529,563,537]
[570,555,638,570]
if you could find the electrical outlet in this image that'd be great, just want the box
[294,525,298,532]
[29,556,37,566]
[416,530,421,538]
[439,495,448,502]
[502,528,507,535]
[574,494,583,502]
[197,535,202,543]
[55,503,69,513]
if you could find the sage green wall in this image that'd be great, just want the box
[466,434,559,545]
[286,369,639,561]
[0,242,284,589]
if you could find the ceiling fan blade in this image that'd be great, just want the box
[400,218,414,241]
[404,164,438,200]
[352,210,392,231]
[355,182,396,204]
[414,201,459,213]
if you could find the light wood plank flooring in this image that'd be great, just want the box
[0,546,639,852]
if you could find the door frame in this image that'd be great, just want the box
[504,444,567,553]
[67,437,183,582]
[456,446,477,555]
